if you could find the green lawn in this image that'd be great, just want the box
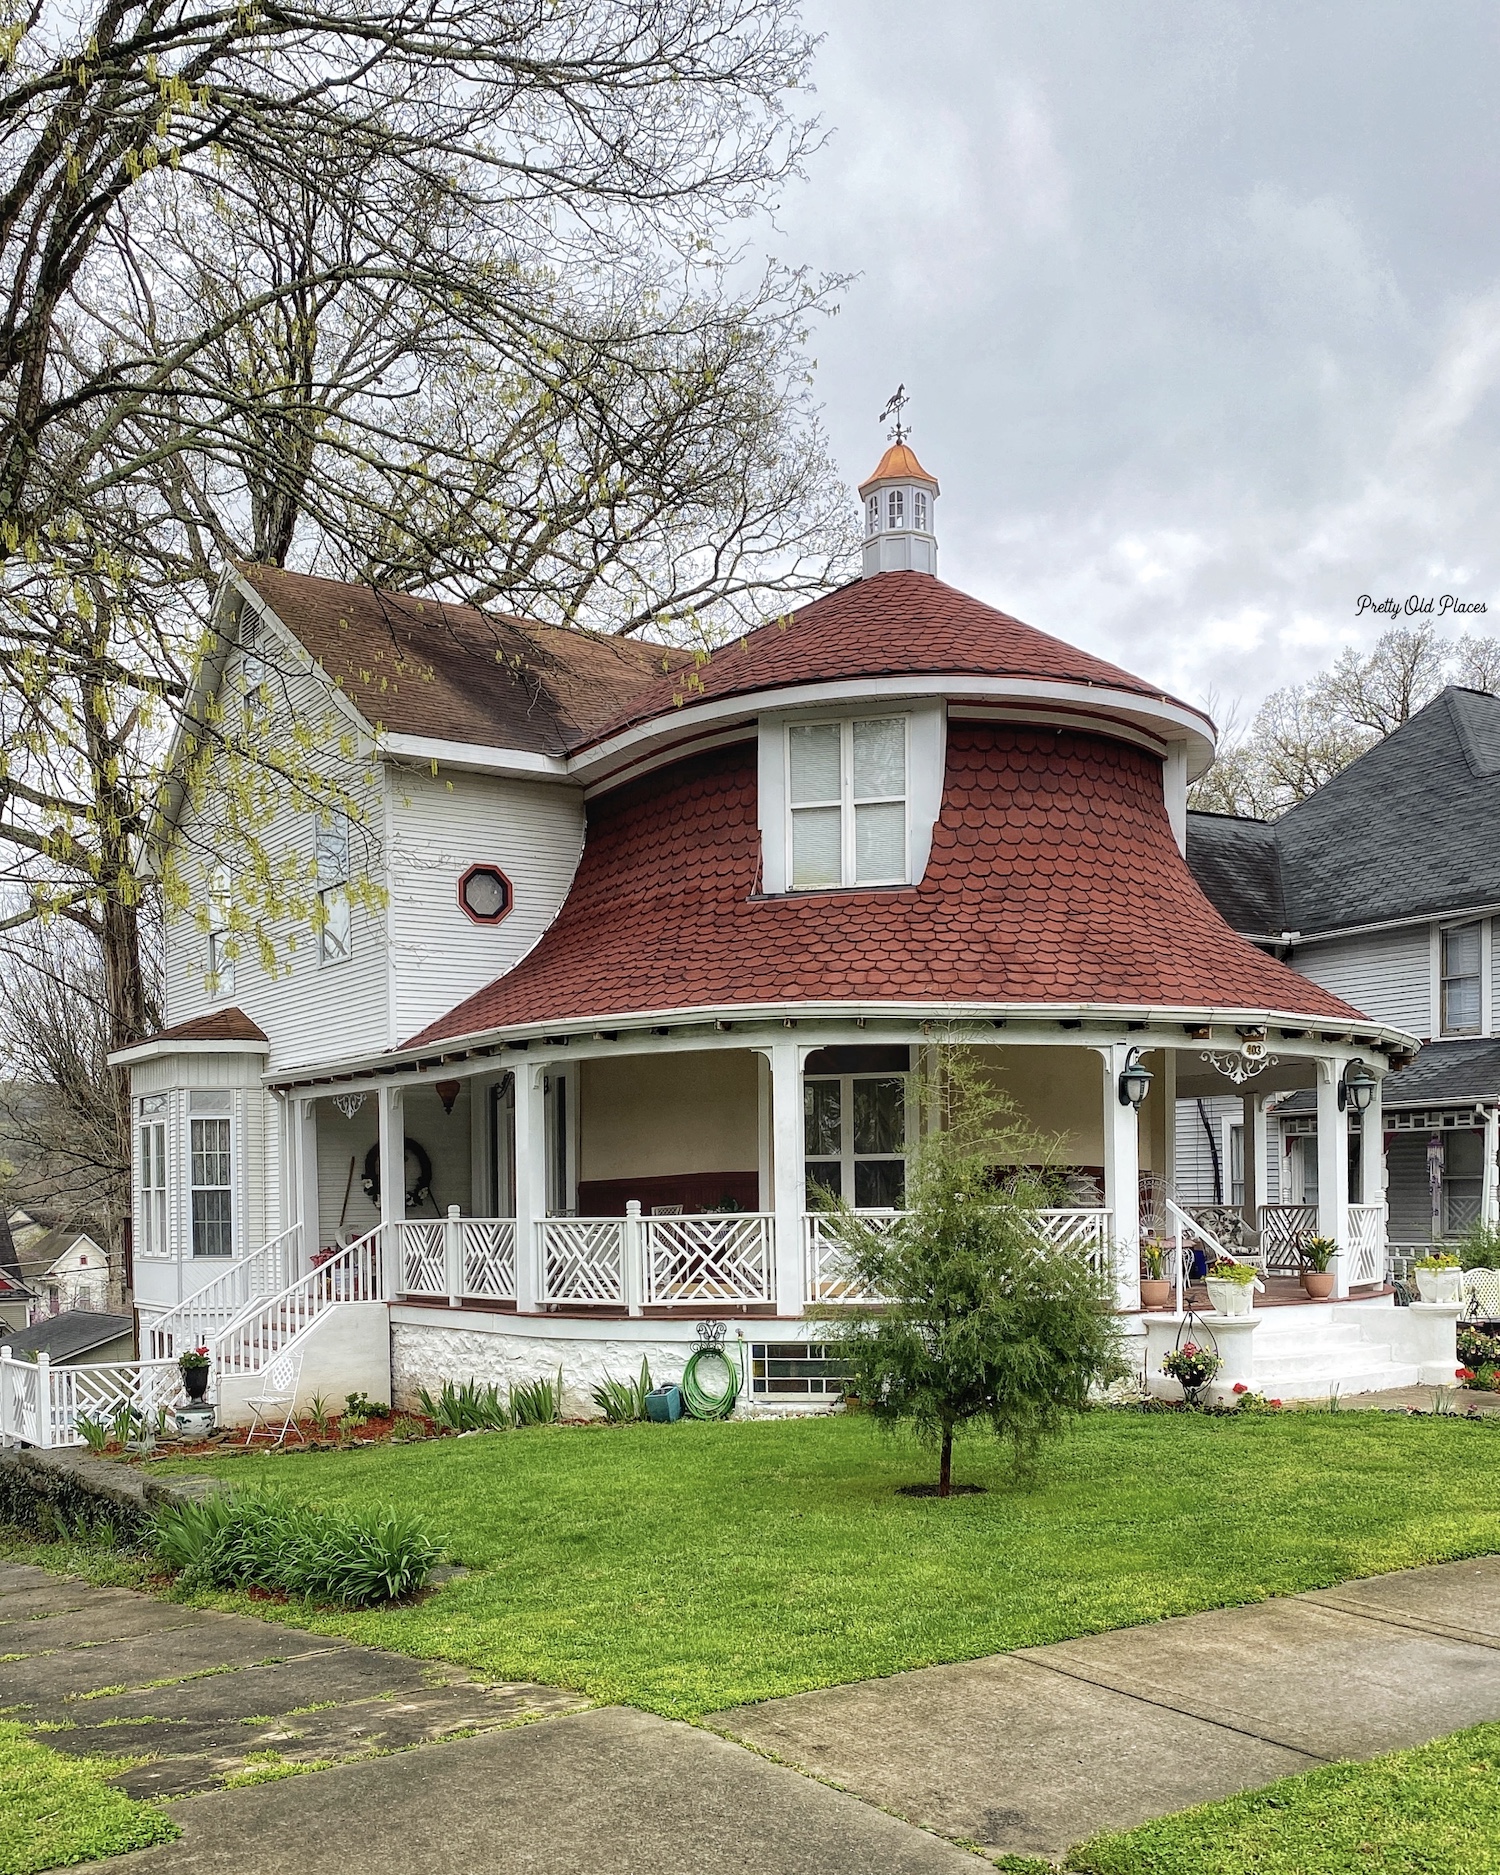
[1064,1718,1500,1874]
[0,1721,178,1874]
[138,1409,1500,1718]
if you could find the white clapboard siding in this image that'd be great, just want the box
[386,765,585,1046]
[1172,1093,1281,1209]
[1291,924,1432,1037]
[162,646,392,1072]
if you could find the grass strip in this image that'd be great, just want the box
[0,1719,178,1874]
[137,1408,1500,1718]
[1066,1718,1500,1873]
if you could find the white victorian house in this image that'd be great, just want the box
[107,445,1458,1422]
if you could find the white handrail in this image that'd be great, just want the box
[1165,1198,1261,1311]
[145,1223,304,1359]
[214,1225,383,1379]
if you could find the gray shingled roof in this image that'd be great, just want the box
[1189,688,1500,939]
[0,1311,134,1361]
[1379,1038,1500,1108]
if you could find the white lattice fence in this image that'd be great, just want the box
[0,1352,42,1445]
[462,1220,517,1301]
[645,1215,773,1305]
[802,1213,901,1304]
[1260,1205,1318,1269]
[540,1219,624,1305]
[399,1222,446,1297]
[49,1360,184,1445]
[1345,1204,1386,1287]
[1036,1207,1113,1270]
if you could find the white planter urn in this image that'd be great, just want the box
[1204,1276,1255,1317]
[1415,1266,1462,1304]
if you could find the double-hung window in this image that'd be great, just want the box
[788,718,908,890]
[315,815,352,965]
[138,1113,168,1258]
[1441,923,1482,1036]
[189,1104,234,1258]
[207,866,234,996]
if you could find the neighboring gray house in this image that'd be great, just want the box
[0,1311,136,1366]
[1185,686,1500,1252]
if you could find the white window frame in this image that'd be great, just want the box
[785,716,910,891]
[314,813,353,967]
[1440,920,1484,1037]
[137,1112,169,1259]
[803,1071,910,1211]
[206,865,234,998]
[188,1112,235,1258]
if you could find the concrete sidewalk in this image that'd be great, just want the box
[0,1563,981,1873]
[709,1554,1500,1863]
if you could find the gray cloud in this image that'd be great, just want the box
[772,0,1500,715]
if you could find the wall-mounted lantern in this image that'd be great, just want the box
[1339,1061,1378,1114]
[1119,1047,1154,1110]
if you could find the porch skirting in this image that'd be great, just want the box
[389,1306,840,1419]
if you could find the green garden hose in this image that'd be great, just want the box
[680,1345,740,1419]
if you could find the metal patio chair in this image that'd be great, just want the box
[244,1349,306,1446]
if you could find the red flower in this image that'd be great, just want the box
[1269,1399,1282,1408]
[1232,1382,1249,1394]
[1457,1367,1476,1382]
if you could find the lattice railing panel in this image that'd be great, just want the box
[645,1215,773,1305]
[540,1219,624,1305]
[1260,1205,1318,1269]
[802,1213,901,1304]
[1345,1204,1386,1287]
[48,1360,184,1444]
[399,1222,445,1297]
[462,1221,516,1301]
[1035,1208,1113,1271]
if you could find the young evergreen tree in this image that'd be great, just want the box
[825,1052,1123,1497]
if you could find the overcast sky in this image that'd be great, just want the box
[771,1,1500,719]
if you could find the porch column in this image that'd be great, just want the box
[512,1060,546,1313]
[1482,1104,1500,1231]
[764,1039,806,1318]
[377,1083,404,1297]
[1361,1075,1385,1208]
[1315,1058,1351,1297]
[294,1098,320,1260]
[1243,1092,1270,1232]
[1098,1044,1141,1311]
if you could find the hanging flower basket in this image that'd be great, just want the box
[1161,1340,1221,1408]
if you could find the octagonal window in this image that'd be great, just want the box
[458,864,512,926]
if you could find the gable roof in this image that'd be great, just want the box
[235,565,688,757]
[1189,688,1500,938]
[579,571,1210,754]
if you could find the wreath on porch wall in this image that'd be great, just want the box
[361,1137,435,1211]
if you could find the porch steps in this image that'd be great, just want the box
[1248,1313,1420,1400]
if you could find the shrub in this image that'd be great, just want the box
[1453,1222,1500,1270]
[591,1358,653,1423]
[152,1489,440,1604]
[824,1049,1124,1495]
[512,1368,564,1426]
[417,1379,512,1432]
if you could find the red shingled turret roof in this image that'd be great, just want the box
[580,572,1204,754]
[406,722,1358,1045]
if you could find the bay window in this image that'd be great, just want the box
[137,1114,168,1258]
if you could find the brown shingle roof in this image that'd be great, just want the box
[150,1008,268,1045]
[579,572,1203,753]
[236,566,689,756]
[406,723,1361,1044]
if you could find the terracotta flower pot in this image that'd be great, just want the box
[1302,1270,1335,1300]
[1139,1278,1172,1310]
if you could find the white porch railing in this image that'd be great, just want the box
[1259,1204,1318,1270]
[142,1224,304,1360]
[1165,1198,1258,1311]
[1,1349,184,1450]
[646,1214,774,1306]
[397,1216,517,1305]
[1345,1203,1387,1287]
[214,1225,383,1379]
[539,1218,625,1306]
[803,1207,1115,1305]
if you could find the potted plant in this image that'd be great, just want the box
[178,1345,211,1402]
[1415,1252,1462,1304]
[1140,1241,1171,1310]
[1161,1340,1221,1408]
[1203,1258,1259,1316]
[1300,1235,1337,1300]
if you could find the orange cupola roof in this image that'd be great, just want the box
[859,440,939,496]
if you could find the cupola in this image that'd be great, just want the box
[858,421,939,578]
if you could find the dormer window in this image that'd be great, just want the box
[788,718,908,889]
